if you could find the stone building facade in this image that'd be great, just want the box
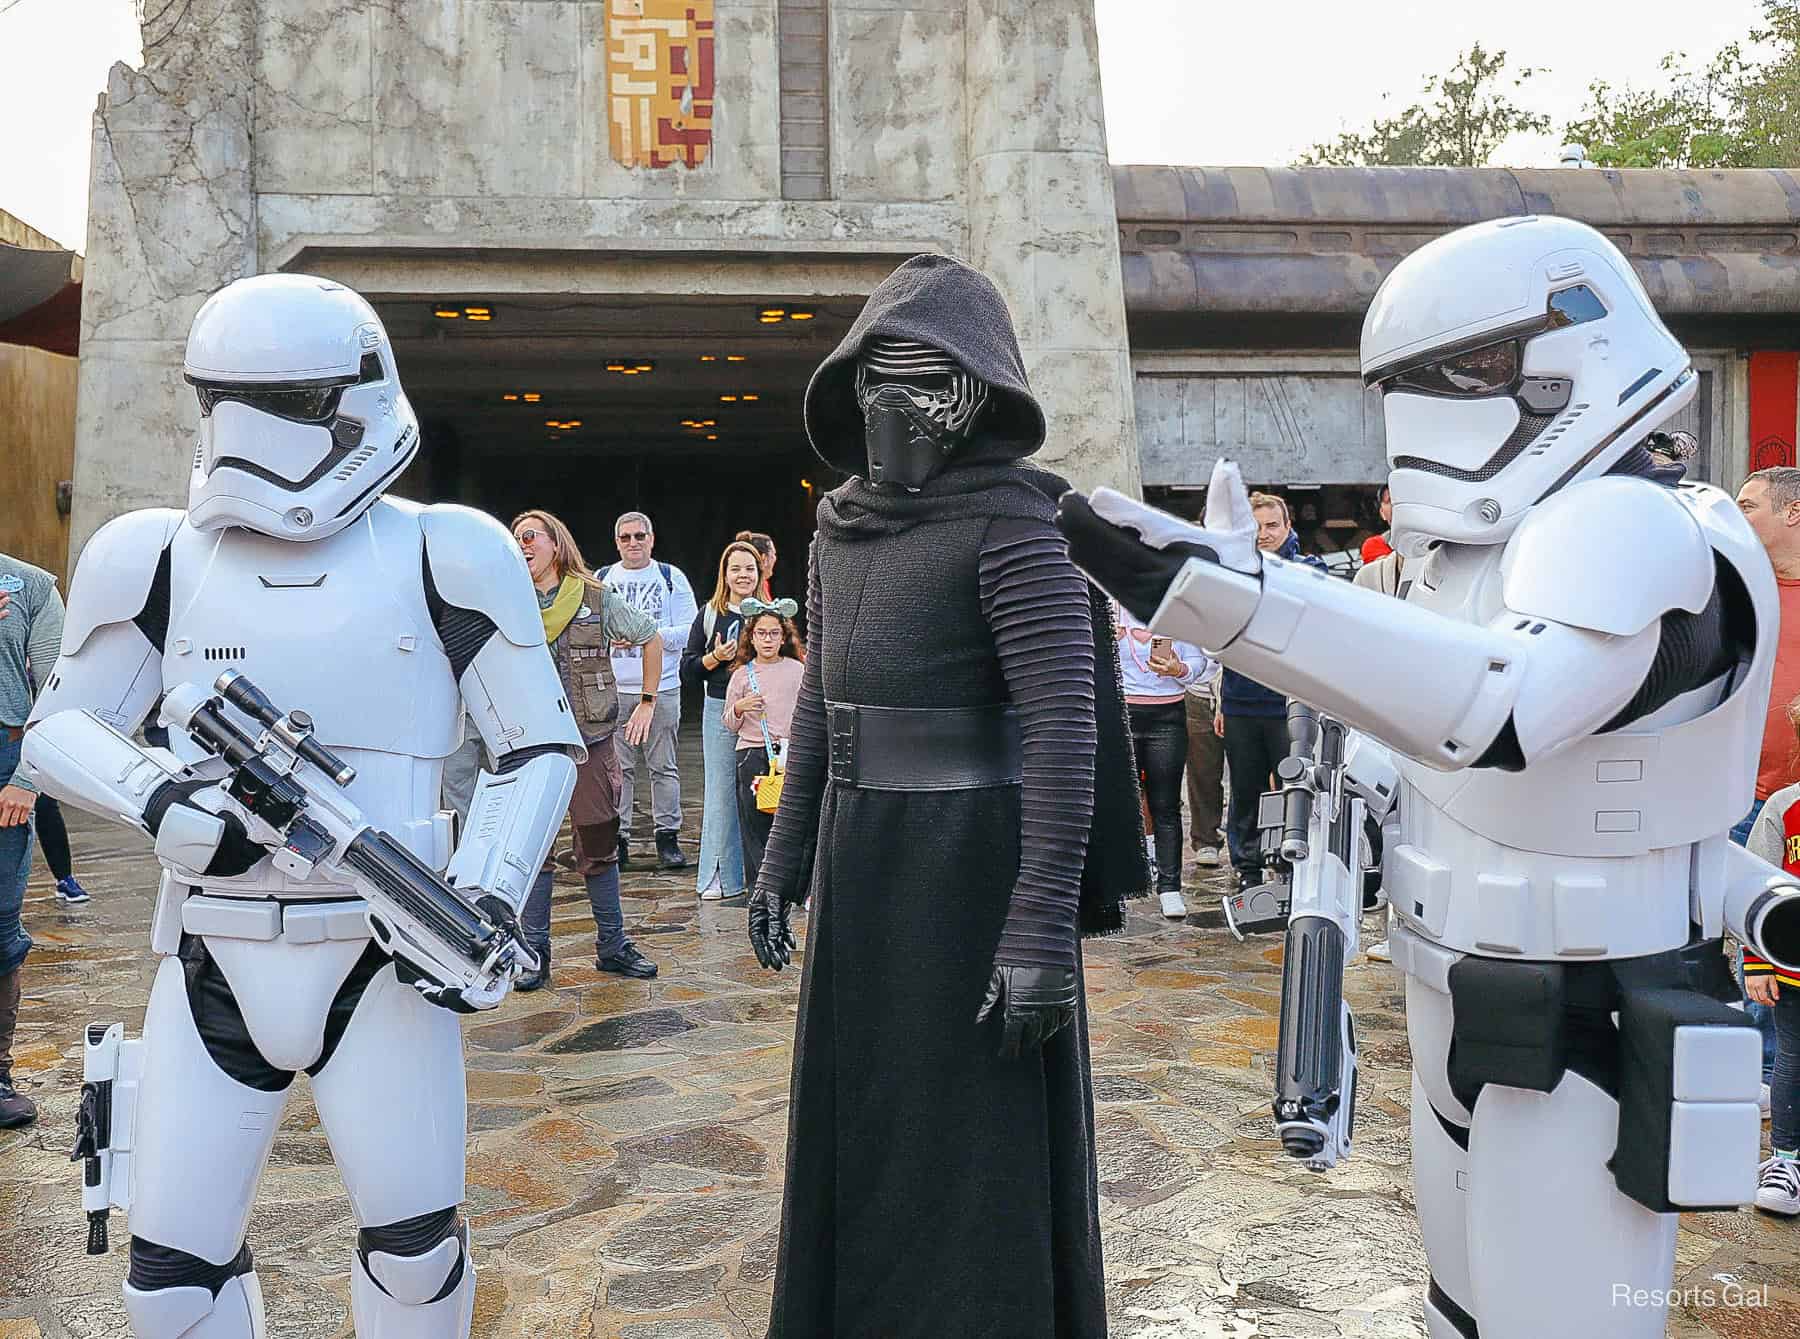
[70,2,1800,568]
[71,0,1139,558]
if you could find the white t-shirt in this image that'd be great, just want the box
[602,560,698,695]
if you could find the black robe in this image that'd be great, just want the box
[756,255,1146,1339]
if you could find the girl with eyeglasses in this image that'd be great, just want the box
[722,606,805,890]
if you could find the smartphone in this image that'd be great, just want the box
[1150,635,1172,653]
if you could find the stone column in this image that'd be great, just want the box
[71,0,256,561]
[963,0,1140,495]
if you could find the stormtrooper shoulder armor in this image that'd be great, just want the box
[1500,477,1712,637]
[419,504,546,649]
[59,509,184,654]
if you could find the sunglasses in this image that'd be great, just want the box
[618,531,649,542]
[516,528,544,544]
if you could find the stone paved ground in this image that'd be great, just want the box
[2,735,1798,1338]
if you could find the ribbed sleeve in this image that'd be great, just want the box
[980,517,1097,971]
[754,543,829,904]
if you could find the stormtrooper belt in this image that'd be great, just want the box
[826,702,1021,791]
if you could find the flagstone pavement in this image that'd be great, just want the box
[1,744,1797,1337]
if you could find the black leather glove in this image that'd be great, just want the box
[1054,491,1218,624]
[748,884,795,971]
[977,965,1078,1058]
[391,957,484,1014]
[143,778,270,878]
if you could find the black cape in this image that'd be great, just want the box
[757,255,1146,1339]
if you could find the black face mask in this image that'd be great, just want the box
[862,384,962,490]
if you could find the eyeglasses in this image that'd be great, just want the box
[618,531,649,542]
[516,528,543,544]
[752,627,783,637]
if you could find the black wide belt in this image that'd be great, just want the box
[827,702,1021,791]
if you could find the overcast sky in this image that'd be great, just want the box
[0,0,1772,252]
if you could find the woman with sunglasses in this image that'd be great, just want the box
[721,603,805,890]
[513,510,663,983]
[681,540,764,901]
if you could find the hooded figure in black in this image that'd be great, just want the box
[748,253,1147,1339]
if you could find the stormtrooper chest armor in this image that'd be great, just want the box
[1385,519,1764,963]
[162,499,463,819]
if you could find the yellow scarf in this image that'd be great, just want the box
[541,573,586,644]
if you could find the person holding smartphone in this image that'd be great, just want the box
[681,540,763,900]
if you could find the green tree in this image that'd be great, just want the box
[1299,44,1552,167]
[1563,2,1800,167]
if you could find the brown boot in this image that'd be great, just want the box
[0,971,37,1129]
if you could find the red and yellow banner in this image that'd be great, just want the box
[605,0,715,170]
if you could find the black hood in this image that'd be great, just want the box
[804,254,1047,474]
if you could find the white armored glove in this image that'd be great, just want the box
[1056,459,1261,625]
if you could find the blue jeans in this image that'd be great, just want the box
[523,867,628,962]
[1731,798,1777,1081]
[1774,988,1800,1154]
[0,735,34,975]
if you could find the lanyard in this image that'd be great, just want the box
[745,662,780,764]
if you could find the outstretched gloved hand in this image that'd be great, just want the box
[748,883,796,971]
[1056,459,1261,624]
[977,964,1078,1058]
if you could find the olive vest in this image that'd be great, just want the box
[551,604,619,743]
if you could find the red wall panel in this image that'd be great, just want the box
[1749,351,1800,472]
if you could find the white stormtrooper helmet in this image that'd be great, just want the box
[184,274,419,541]
[1361,215,1694,551]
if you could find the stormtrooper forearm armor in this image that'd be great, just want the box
[1150,553,1657,773]
[443,749,574,914]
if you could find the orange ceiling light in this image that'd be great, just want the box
[433,308,460,319]
[699,354,717,362]
[502,393,519,402]
[719,394,738,403]
[788,311,814,321]
[741,394,760,402]
[760,308,785,318]
[726,354,747,362]
[522,393,541,403]
[706,434,718,441]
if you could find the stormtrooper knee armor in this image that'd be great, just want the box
[23,274,582,1339]
[1059,215,1799,1337]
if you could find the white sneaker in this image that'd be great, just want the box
[1763,1082,1773,1119]
[1756,1155,1800,1216]
[1158,889,1187,919]
[1365,940,1391,963]
[1195,846,1220,868]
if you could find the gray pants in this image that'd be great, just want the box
[440,720,488,827]
[618,686,683,839]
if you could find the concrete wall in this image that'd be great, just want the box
[0,344,77,582]
[72,0,254,559]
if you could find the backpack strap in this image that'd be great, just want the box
[657,561,673,593]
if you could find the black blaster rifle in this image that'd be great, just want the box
[1267,702,1397,1170]
[162,672,538,1001]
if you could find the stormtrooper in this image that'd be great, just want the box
[21,274,580,1338]
[1056,215,1800,1337]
